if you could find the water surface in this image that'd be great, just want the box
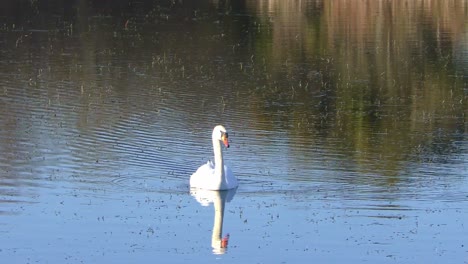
[0,0,467,263]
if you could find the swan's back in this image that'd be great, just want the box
[190,161,238,190]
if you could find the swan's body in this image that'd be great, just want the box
[190,125,238,190]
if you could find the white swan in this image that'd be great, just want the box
[190,125,238,190]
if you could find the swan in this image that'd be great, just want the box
[190,125,238,190]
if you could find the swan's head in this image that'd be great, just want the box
[213,125,229,148]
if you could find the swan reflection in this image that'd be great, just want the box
[190,188,237,254]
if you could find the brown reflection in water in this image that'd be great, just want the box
[246,0,467,177]
[0,0,466,189]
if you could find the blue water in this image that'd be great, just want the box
[0,0,467,263]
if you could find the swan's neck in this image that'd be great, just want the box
[213,138,224,178]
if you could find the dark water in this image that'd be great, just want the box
[0,0,467,263]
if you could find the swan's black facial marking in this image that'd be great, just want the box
[220,131,230,148]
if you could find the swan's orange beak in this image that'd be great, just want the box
[221,134,230,148]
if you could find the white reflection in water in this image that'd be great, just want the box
[190,188,237,255]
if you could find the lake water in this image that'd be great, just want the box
[0,0,467,263]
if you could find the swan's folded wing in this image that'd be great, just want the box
[223,165,238,188]
[190,161,215,188]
